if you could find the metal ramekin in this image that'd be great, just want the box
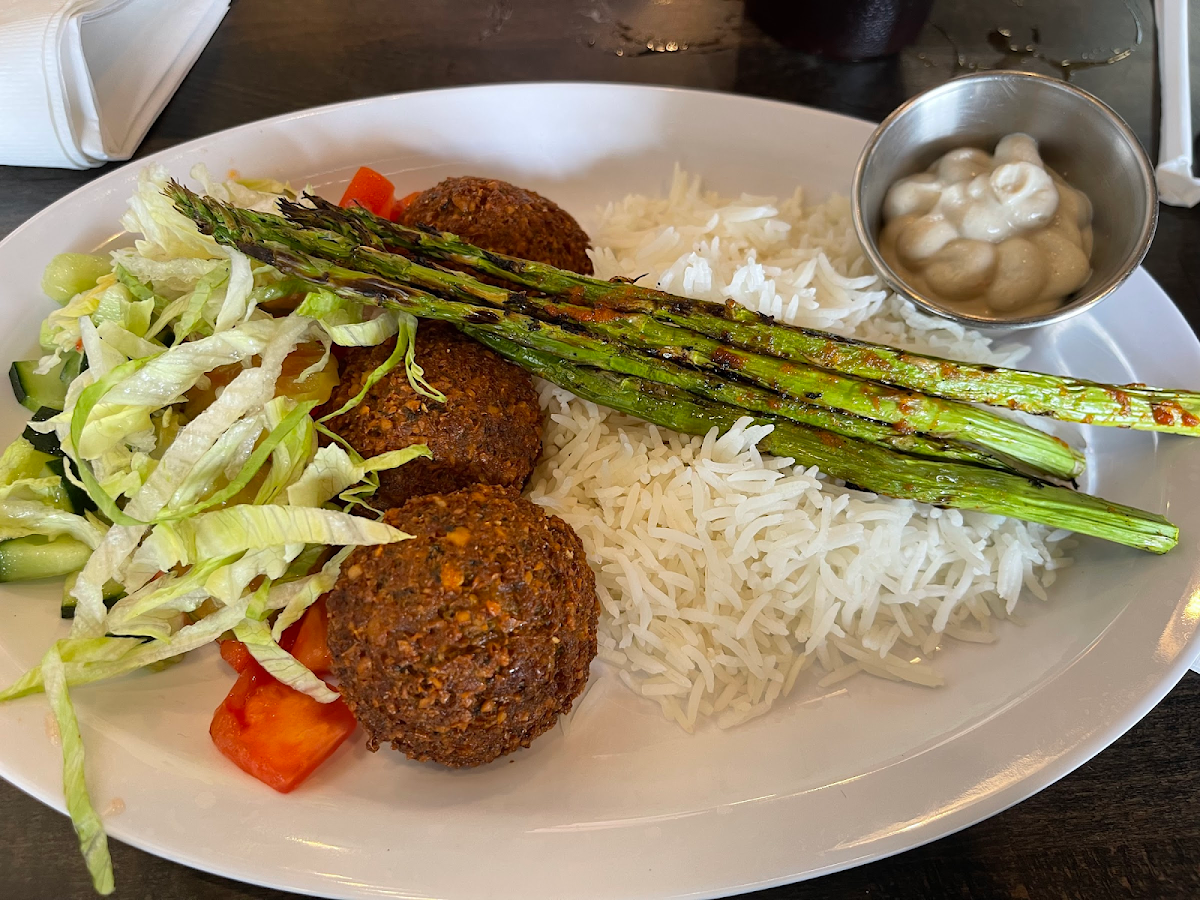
[852,71,1158,330]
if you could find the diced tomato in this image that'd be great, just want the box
[390,190,421,222]
[339,166,396,218]
[218,638,253,674]
[286,598,335,677]
[210,658,356,793]
[221,598,333,677]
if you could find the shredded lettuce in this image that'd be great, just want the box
[296,290,396,347]
[0,438,53,485]
[252,397,317,505]
[42,645,114,895]
[95,321,162,361]
[269,546,353,639]
[163,416,263,510]
[78,316,126,382]
[121,165,227,262]
[0,502,105,547]
[213,250,256,332]
[105,555,235,635]
[400,313,446,402]
[0,637,143,703]
[174,262,229,340]
[0,440,107,546]
[233,618,338,703]
[132,505,410,574]
[156,400,318,522]
[190,163,293,213]
[66,596,253,690]
[288,443,431,510]
[296,293,443,404]
[203,546,301,607]
[37,274,117,372]
[110,251,222,295]
[67,317,292,460]
[97,276,155,338]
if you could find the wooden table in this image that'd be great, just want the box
[2,1,1198,897]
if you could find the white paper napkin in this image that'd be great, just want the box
[0,0,229,169]
[1156,0,1200,207]
[1150,0,1200,676]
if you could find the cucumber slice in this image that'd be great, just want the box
[10,359,68,412]
[41,253,110,305]
[59,349,86,386]
[60,571,123,619]
[0,534,92,583]
[44,457,95,514]
[21,407,65,458]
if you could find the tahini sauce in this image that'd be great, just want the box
[879,134,1093,317]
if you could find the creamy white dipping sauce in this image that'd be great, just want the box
[879,133,1093,317]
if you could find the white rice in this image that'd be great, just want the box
[527,167,1072,732]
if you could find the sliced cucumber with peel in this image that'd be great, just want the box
[9,359,68,412]
[0,534,92,583]
[22,407,65,457]
[45,457,94,514]
[40,253,110,305]
[60,571,123,619]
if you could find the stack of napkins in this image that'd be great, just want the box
[0,0,229,169]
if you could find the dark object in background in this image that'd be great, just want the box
[746,0,934,60]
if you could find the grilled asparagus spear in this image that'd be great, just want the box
[169,184,1084,481]
[472,334,1177,554]
[293,195,1200,435]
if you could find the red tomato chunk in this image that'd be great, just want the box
[218,638,253,674]
[210,600,354,792]
[339,166,396,218]
[391,190,421,221]
[286,597,334,677]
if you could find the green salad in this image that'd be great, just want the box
[0,165,433,893]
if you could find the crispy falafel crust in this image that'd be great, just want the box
[400,176,594,275]
[326,486,598,767]
[319,322,543,508]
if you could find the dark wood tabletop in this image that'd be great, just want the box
[2,1,1199,898]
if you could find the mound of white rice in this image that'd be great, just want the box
[527,167,1072,732]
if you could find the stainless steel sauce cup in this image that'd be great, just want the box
[852,70,1157,330]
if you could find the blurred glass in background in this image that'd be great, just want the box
[745,0,935,60]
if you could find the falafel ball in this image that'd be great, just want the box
[400,176,594,275]
[319,322,543,509]
[326,485,598,767]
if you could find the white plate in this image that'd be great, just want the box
[1,84,1198,900]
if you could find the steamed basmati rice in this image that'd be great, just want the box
[527,167,1072,732]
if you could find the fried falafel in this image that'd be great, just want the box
[326,485,598,767]
[400,176,594,275]
[319,322,543,509]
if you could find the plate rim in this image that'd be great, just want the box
[0,82,1197,900]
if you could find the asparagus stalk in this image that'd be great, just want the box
[169,185,1085,481]
[166,188,1178,553]
[235,243,1011,468]
[272,244,1080,479]
[471,333,1177,554]
[496,333,1017,471]
[298,196,1200,435]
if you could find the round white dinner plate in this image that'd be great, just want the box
[0,84,1197,900]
